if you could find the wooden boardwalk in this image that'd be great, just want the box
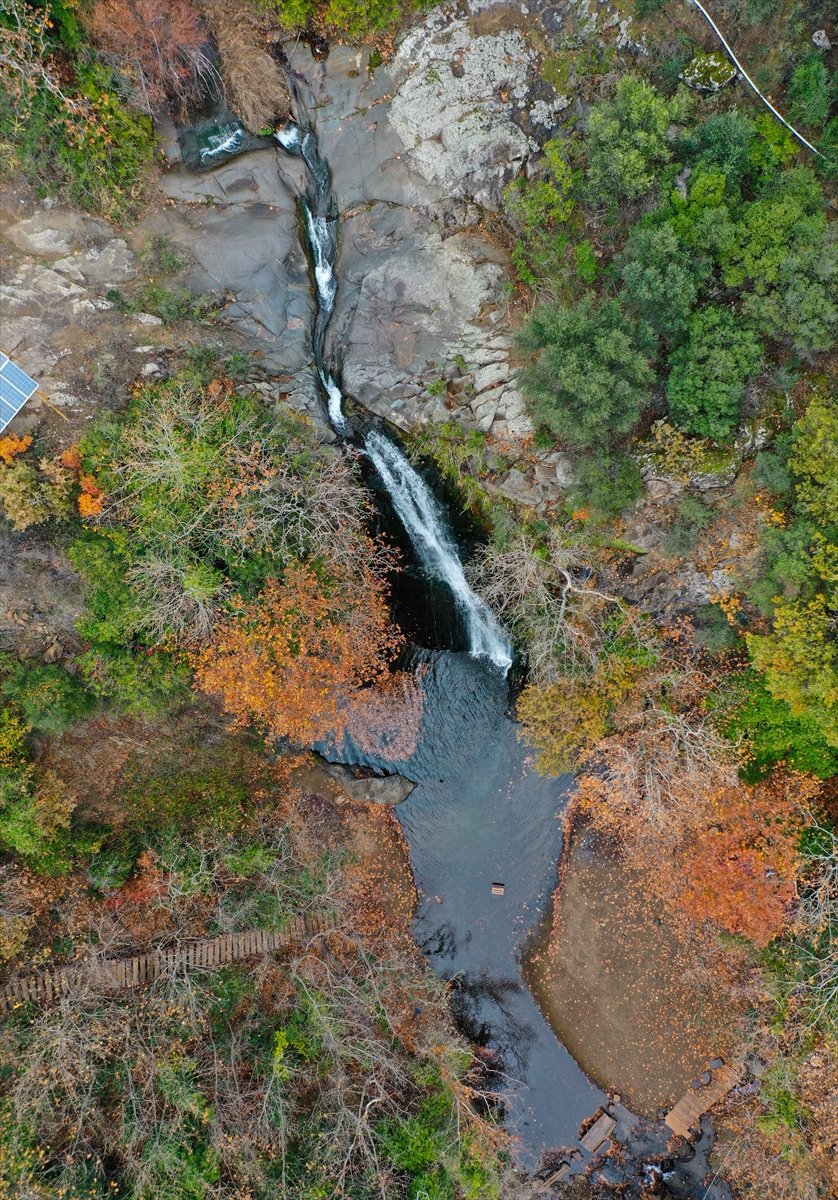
[665,1065,739,1137]
[0,912,332,1016]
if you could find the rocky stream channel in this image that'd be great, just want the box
[194,26,732,1195]
[0,5,745,1193]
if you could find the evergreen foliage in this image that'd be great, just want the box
[517,294,654,450]
[666,306,763,442]
[615,220,708,340]
[584,75,688,203]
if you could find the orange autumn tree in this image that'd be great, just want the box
[574,704,818,947]
[677,772,816,947]
[194,559,408,747]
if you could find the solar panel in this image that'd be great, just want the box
[0,351,39,434]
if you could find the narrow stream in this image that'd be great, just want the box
[275,118,511,670]
[275,108,605,1157]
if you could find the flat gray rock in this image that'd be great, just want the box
[140,193,313,369]
[323,762,416,805]
[327,204,505,409]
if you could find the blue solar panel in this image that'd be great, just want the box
[0,351,39,433]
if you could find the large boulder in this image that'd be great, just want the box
[322,762,416,805]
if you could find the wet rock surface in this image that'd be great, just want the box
[322,761,417,805]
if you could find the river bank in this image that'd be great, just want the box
[524,814,743,1118]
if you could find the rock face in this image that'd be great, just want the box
[387,16,536,210]
[326,204,505,412]
[1,1,656,495]
[322,762,416,805]
[149,150,314,375]
[0,214,138,431]
[269,22,559,443]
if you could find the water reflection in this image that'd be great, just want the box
[320,652,604,1156]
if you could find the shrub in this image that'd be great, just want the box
[666,305,763,441]
[79,375,369,644]
[664,492,711,556]
[68,530,192,716]
[0,707,98,872]
[569,452,643,520]
[746,394,838,747]
[89,0,212,115]
[0,6,153,218]
[0,662,96,735]
[517,293,654,450]
[574,240,598,284]
[262,0,314,28]
[0,450,76,531]
[725,669,838,782]
[787,51,835,131]
[585,75,688,203]
[679,109,757,198]
[719,167,825,292]
[753,434,794,498]
[504,138,574,288]
[615,220,708,341]
[746,516,820,619]
[743,217,838,357]
[323,0,401,38]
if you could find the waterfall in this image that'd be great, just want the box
[365,431,512,670]
[276,122,512,673]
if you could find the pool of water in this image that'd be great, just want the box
[320,652,604,1159]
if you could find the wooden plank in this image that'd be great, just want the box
[0,921,319,1011]
[580,1113,616,1153]
[665,1065,739,1138]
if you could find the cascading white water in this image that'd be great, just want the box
[301,204,347,432]
[276,120,512,671]
[366,431,512,670]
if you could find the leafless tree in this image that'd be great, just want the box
[468,529,650,683]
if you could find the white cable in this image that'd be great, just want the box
[687,0,828,161]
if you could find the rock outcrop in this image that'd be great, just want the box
[322,762,417,805]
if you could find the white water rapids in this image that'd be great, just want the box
[275,121,512,672]
[364,431,512,669]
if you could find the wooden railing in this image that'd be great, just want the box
[0,912,333,1016]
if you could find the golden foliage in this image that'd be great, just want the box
[0,454,75,530]
[33,770,78,840]
[517,659,640,774]
[193,560,410,748]
[0,434,32,465]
